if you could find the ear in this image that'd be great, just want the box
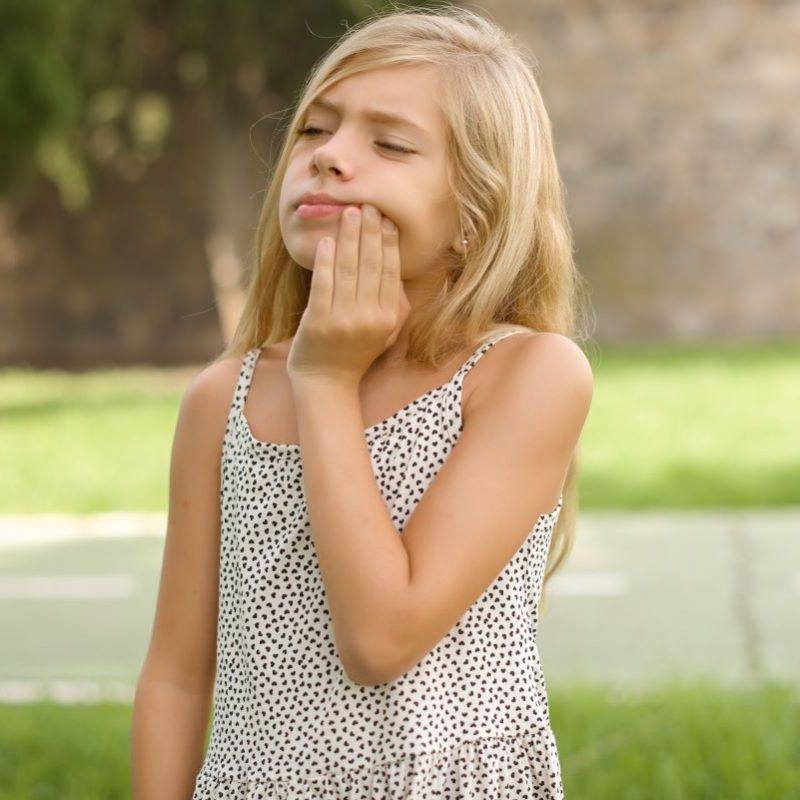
[451,230,468,255]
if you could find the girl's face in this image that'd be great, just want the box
[279,64,464,296]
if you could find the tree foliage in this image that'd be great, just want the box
[0,0,424,207]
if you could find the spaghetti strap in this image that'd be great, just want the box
[222,347,262,452]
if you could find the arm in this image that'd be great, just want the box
[131,358,237,799]
[292,333,593,685]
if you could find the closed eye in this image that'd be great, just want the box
[296,126,415,155]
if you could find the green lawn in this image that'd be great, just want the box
[0,679,797,798]
[1,340,798,513]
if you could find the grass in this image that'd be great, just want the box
[549,677,800,798]
[0,678,797,798]
[0,340,798,513]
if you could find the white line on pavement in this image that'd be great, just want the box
[0,679,135,703]
[0,512,167,547]
[0,574,138,598]
[549,571,628,597]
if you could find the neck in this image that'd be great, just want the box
[370,331,411,371]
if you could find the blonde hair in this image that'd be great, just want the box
[214,4,595,610]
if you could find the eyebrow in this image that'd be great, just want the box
[307,96,429,139]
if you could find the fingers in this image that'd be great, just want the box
[356,204,384,307]
[379,215,400,312]
[333,205,361,309]
[309,235,335,316]
[329,202,400,319]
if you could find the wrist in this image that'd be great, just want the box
[288,371,361,395]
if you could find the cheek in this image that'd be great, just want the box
[399,214,438,251]
[279,169,296,208]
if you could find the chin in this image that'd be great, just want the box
[287,252,314,272]
[283,238,318,272]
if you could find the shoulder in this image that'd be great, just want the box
[176,350,254,447]
[515,331,593,390]
[467,331,593,446]
[183,340,291,413]
[183,352,245,409]
[470,331,592,411]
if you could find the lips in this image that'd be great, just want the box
[296,192,354,208]
[296,203,351,220]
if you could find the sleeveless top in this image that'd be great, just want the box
[192,329,565,800]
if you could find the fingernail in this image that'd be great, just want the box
[382,217,396,233]
[346,206,360,219]
[364,204,378,221]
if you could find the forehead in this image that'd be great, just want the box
[308,64,443,140]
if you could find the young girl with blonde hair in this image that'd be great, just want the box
[132,5,594,799]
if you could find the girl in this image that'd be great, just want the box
[132,6,593,799]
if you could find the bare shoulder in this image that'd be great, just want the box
[505,332,593,418]
[179,355,244,443]
[517,331,593,387]
[180,342,296,438]
[468,330,593,419]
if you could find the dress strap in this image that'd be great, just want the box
[451,329,531,391]
[224,347,262,438]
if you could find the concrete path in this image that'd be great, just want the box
[0,508,797,702]
[538,507,799,691]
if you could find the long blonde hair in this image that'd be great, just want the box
[214,4,595,610]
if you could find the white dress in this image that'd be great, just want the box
[192,329,565,799]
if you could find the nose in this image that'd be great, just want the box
[311,131,355,176]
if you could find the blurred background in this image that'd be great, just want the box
[1,0,798,797]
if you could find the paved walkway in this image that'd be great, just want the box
[0,509,797,702]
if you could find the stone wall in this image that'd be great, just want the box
[486,0,799,341]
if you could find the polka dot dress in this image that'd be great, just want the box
[192,329,565,799]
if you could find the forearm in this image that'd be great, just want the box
[131,676,213,800]
[291,378,410,675]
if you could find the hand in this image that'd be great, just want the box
[286,203,412,387]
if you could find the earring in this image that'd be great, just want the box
[462,238,468,246]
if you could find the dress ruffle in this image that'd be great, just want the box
[192,728,564,800]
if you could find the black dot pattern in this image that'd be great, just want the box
[192,330,565,799]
